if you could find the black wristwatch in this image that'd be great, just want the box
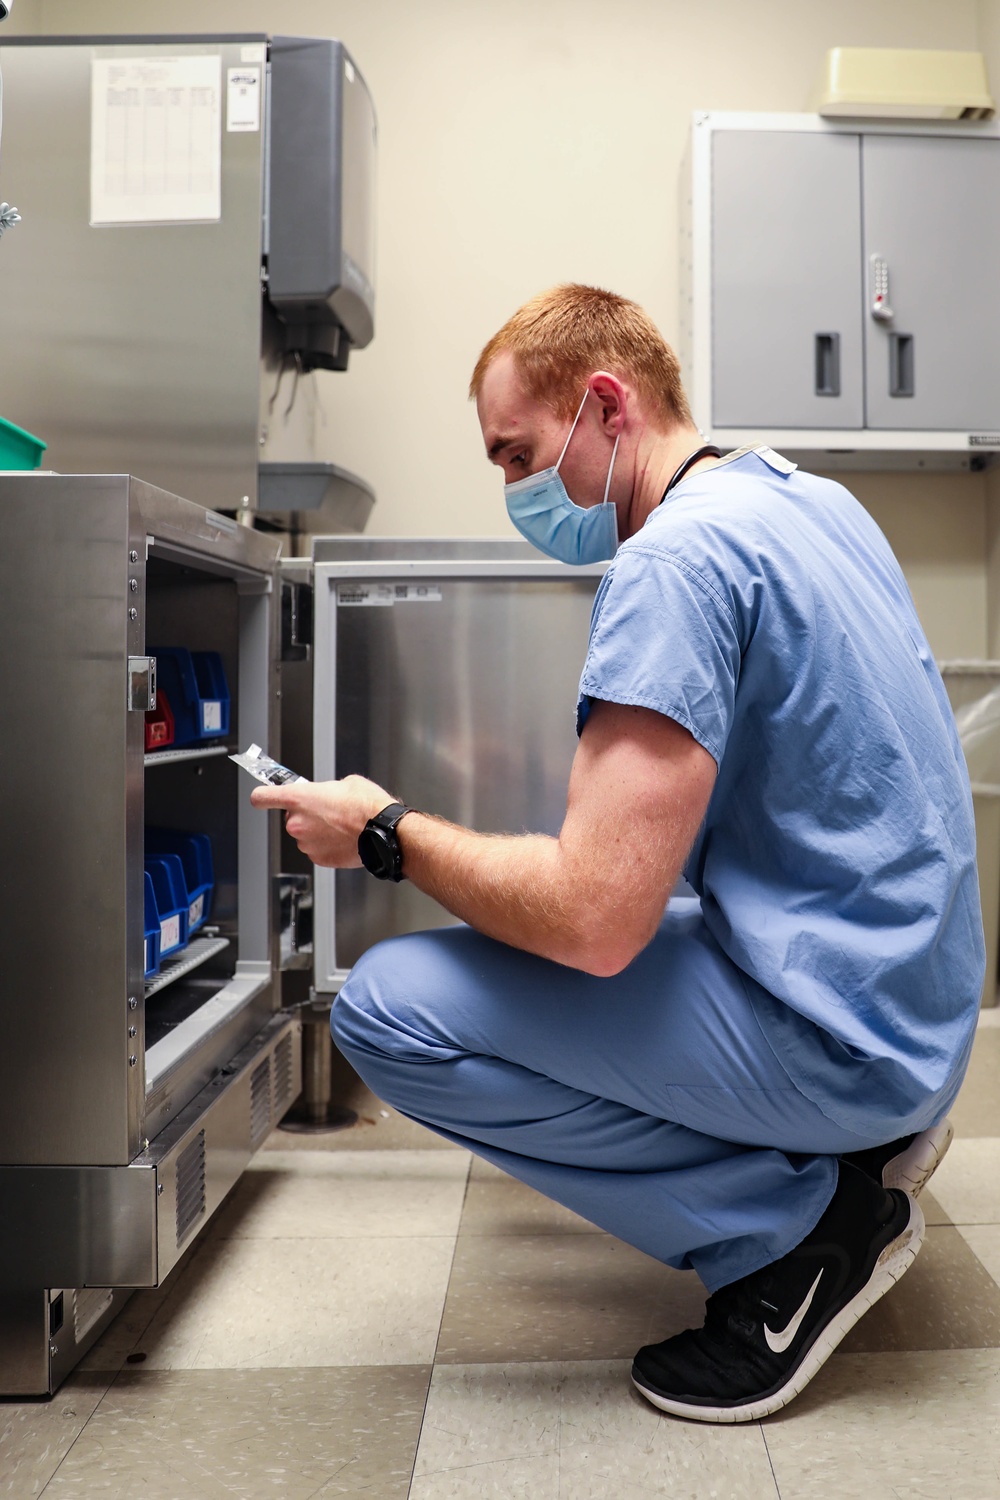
[357,802,415,882]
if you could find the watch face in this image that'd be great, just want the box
[359,825,399,880]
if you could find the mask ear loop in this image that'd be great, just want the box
[602,432,621,505]
[554,389,592,472]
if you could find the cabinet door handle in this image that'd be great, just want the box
[814,333,841,397]
[889,333,915,398]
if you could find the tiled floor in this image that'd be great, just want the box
[4,1011,1000,1498]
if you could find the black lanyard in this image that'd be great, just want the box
[661,444,723,502]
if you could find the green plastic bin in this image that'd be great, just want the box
[0,416,46,470]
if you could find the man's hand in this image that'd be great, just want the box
[249,774,394,867]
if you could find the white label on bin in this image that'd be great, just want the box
[189,894,204,927]
[161,915,181,951]
[202,701,223,732]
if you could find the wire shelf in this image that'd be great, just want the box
[145,931,231,998]
[144,745,233,768]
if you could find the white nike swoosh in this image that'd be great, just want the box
[764,1270,824,1354]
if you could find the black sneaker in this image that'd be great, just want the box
[631,1161,924,1422]
[843,1117,953,1197]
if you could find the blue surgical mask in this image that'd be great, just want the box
[504,390,621,565]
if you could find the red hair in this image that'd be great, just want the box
[470,283,692,430]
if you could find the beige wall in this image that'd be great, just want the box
[7,0,1000,656]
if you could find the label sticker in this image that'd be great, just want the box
[189,894,205,927]
[240,44,266,63]
[161,915,181,952]
[393,584,442,603]
[202,700,223,732]
[338,583,396,607]
[227,66,261,132]
[337,583,443,607]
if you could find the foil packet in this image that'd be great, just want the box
[230,742,305,787]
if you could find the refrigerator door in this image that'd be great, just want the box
[310,543,607,990]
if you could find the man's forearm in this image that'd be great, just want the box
[398,812,613,973]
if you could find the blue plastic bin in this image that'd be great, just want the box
[145,829,214,934]
[143,870,161,979]
[144,854,190,957]
[149,648,230,746]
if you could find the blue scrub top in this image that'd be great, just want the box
[577,448,984,1135]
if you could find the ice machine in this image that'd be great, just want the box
[0,32,377,537]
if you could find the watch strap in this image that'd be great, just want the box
[371,801,412,834]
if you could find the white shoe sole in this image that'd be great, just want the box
[882,1118,953,1197]
[632,1194,925,1424]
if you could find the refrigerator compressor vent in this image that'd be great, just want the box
[250,1059,272,1148]
[175,1130,207,1248]
[73,1287,114,1342]
[273,1031,295,1119]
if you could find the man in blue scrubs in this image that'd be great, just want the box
[252,284,983,1422]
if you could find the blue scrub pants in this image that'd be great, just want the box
[332,899,897,1291]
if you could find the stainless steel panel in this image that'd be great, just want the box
[861,135,1000,431]
[312,552,606,985]
[0,1293,52,1397]
[0,1166,158,1288]
[0,39,266,512]
[0,474,144,1165]
[0,1016,298,1291]
[711,130,864,429]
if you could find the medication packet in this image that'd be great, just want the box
[230,742,306,786]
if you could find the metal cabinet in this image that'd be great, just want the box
[0,475,301,1397]
[683,112,1000,467]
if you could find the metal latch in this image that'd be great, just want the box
[276,873,313,970]
[281,580,313,661]
[128,656,156,712]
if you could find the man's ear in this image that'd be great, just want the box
[587,371,627,436]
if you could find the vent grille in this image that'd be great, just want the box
[175,1130,206,1248]
[250,1058,272,1148]
[273,1031,295,1119]
[73,1287,114,1342]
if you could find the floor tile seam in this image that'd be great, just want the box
[760,1426,783,1500]
[36,1364,129,1498]
[410,1158,471,1500]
